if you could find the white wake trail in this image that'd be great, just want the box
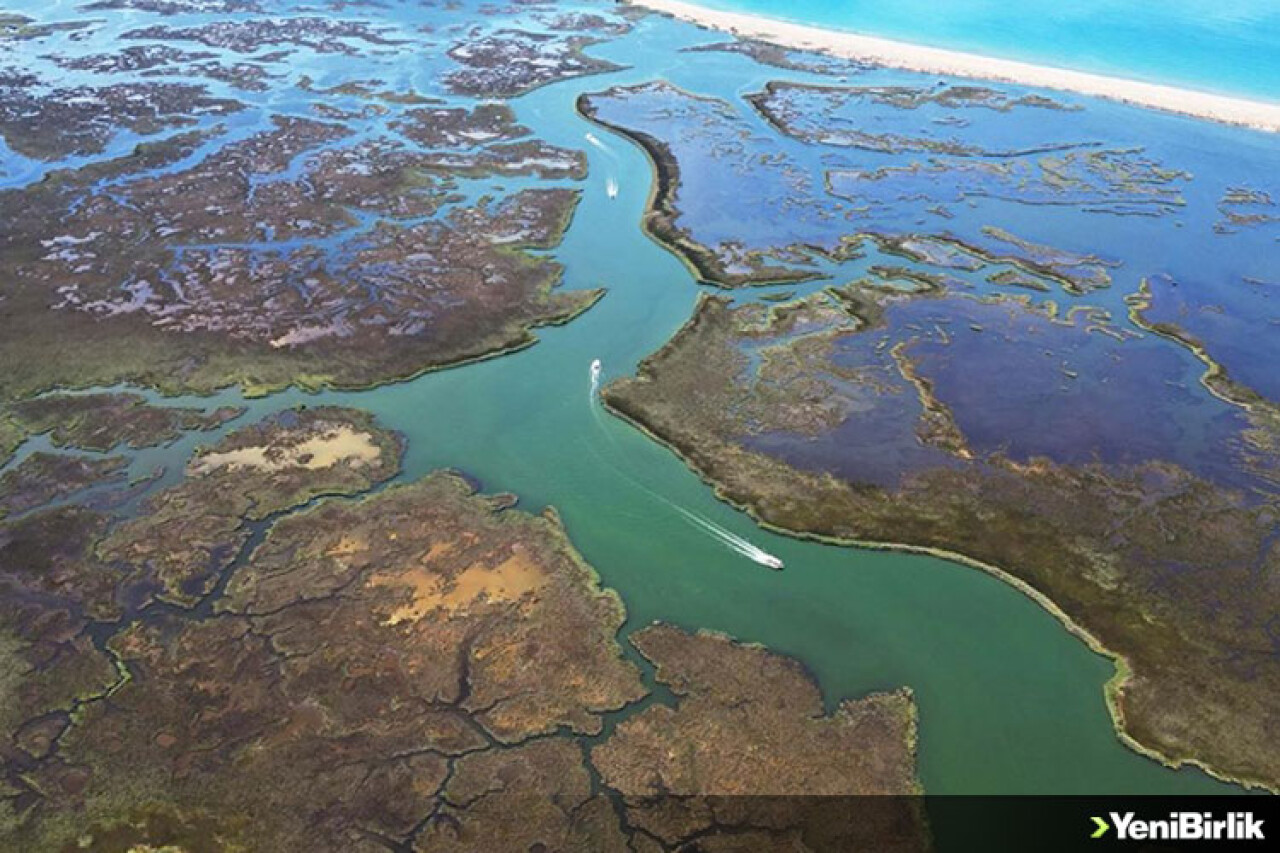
[584,132,612,155]
[585,134,620,200]
[587,358,620,452]
[586,359,783,569]
[668,504,784,569]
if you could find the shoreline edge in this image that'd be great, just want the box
[629,0,1280,133]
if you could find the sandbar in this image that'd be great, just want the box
[632,0,1280,132]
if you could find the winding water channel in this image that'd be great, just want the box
[4,25,1243,797]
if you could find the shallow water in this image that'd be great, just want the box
[702,0,1280,101]
[0,0,1261,797]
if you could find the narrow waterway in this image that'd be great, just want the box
[1,5,1245,799]
[46,53,1236,798]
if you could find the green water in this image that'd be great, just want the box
[305,76,1232,795]
[35,38,1238,797]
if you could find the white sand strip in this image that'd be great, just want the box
[631,0,1280,133]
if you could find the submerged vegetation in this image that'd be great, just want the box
[604,287,1280,790]
[1,0,1278,842]
[0,407,925,850]
[577,21,1279,788]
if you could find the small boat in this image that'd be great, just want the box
[589,358,603,396]
[606,178,619,199]
[756,553,785,570]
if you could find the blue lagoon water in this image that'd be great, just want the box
[702,0,1280,101]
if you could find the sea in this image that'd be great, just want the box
[701,0,1280,101]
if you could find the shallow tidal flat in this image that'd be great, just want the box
[630,0,1280,130]
[0,2,936,846]
[0,4,614,399]
[0,405,925,850]
[581,30,1280,788]
[0,0,1278,842]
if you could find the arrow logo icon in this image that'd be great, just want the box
[1091,816,1111,839]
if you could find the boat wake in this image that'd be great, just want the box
[670,503,785,570]
[589,357,602,399]
[586,358,783,570]
[586,133,621,200]
[584,132,609,153]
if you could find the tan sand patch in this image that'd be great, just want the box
[191,426,381,475]
[421,540,458,562]
[371,546,547,625]
[325,535,367,559]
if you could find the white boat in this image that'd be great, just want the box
[589,358,603,397]
[606,178,619,199]
[756,553,785,570]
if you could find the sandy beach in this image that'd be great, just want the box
[631,0,1280,133]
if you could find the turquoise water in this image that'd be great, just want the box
[701,0,1280,101]
[0,0,1261,801]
